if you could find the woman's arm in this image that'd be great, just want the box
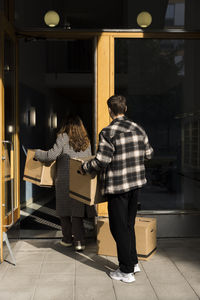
[34,134,65,163]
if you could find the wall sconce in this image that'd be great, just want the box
[4,65,10,72]
[137,11,152,28]
[8,125,14,133]
[48,113,57,129]
[44,10,60,27]
[27,107,36,127]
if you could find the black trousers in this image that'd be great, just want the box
[60,216,85,243]
[107,189,139,273]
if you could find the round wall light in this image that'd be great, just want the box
[137,11,152,28]
[44,10,60,27]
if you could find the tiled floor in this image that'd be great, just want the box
[0,238,200,300]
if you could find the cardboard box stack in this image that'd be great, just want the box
[97,217,157,260]
[23,150,157,260]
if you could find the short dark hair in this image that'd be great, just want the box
[107,95,127,116]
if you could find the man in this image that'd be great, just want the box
[81,95,153,283]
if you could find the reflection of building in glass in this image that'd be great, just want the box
[165,0,185,27]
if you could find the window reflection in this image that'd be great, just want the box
[115,38,200,211]
[165,1,185,28]
[14,0,200,31]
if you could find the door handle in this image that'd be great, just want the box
[2,140,14,228]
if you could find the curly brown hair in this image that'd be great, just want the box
[58,115,90,152]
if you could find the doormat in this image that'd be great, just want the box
[20,199,61,231]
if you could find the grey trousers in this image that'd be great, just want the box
[60,216,85,243]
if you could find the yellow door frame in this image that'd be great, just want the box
[96,30,200,216]
[0,14,20,262]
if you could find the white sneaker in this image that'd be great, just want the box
[134,264,141,273]
[109,269,135,283]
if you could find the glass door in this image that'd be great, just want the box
[114,36,200,237]
[0,17,20,263]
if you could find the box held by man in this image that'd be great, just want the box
[69,157,106,206]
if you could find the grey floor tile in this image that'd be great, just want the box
[5,263,42,274]
[172,261,200,297]
[141,251,170,265]
[44,251,75,263]
[105,255,118,266]
[142,258,188,284]
[0,274,39,289]
[0,287,35,300]
[75,253,111,275]
[165,247,200,262]
[75,261,107,275]
[151,282,199,300]
[75,274,116,300]
[37,273,74,286]
[0,262,9,279]
[1,238,200,300]
[158,238,200,249]
[16,240,51,252]
[75,251,114,270]
[113,279,158,300]
[40,262,75,274]
[174,260,200,274]
[13,252,45,264]
[33,287,74,300]
[183,272,200,298]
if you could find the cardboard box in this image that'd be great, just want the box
[23,149,56,187]
[69,157,106,206]
[97,217,157,260]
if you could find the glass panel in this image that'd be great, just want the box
[14,0,200,30]
[0,0,10,19]
[0,0,4,11]
[4,34,16,213]
[19,39,94,237]
[115,38,200,211]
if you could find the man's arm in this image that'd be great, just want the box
[82,131,115,174]
[144,134,153,160]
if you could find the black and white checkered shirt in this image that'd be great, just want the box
[83,116,153,195]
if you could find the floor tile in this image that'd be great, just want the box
[0,274,39,289]
[33,287,74,300]
[1,238,200,300]
[151,282,199,300]
[113,279,157,300]
[6,262,42,274]
[0,287,35,300]
[40,262,75,274]
[75,274,116,300]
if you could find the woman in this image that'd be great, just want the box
[34,115,96,251]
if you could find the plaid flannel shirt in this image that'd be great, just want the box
[83,116,153,195]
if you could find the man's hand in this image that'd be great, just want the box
[78,164,86,175]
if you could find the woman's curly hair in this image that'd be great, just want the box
[58,115,90,152]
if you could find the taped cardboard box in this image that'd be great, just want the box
[23,149,56,187]
[97,217,157,260]
[69,157,106,206]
